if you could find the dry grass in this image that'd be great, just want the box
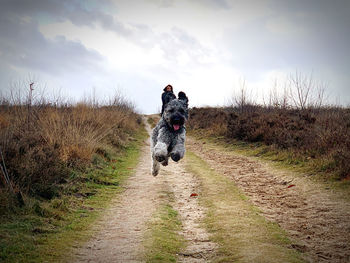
[144,190,185,263]
[146,114,161,129]
[0,94,141,207]
[0,129,147,263]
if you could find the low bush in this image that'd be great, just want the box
[189,107,228,136]
[188,106,350,179]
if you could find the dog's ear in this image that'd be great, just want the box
[178,91,189,119]
[178,91,188,107]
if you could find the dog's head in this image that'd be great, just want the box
[163,92,189,131]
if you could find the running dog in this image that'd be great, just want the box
[151,92,189,176]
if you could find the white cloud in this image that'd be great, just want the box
[265,14,307,36]
[174,65,242,106]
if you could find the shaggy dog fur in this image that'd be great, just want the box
[151,92,189,176]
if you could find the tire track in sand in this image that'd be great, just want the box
[187,138,350,263]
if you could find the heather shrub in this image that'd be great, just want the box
[188,107,228,136]
[226,108,317,149]
[188,106,350,179]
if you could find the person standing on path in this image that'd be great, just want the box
[161,84,175,116]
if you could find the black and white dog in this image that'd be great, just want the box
[151,92,189,176]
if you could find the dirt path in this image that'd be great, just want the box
[187,138,350,263]
[72,119,216,262]
[73,122,163,262]
[72,119,350,262]
[162,161,217,262]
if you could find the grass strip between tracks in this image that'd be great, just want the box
[144,189,185,263]
[185,151,305,263]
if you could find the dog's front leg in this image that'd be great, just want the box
[154,127,171,163]
[170,130,186,162]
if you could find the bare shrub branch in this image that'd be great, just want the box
[287,71,328,110]
[230,78,254,113]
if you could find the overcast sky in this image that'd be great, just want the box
[0,0,349,113]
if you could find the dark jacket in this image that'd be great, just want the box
[161,85,175,116]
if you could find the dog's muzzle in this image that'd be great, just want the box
[171,114,185,131]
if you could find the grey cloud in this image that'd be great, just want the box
[0,14,105,77]
[1,0,211,68]
[157,27,211,66]
[266,0,350,67]
[223,0,350,75]
[0,0,131,37]
[0,0,211,86]
[153,0,175,8]
[268,0,350,16]
[127,23,158,48]
[218,0,350,104]
[190,0,230,9]
[0,0,63,16]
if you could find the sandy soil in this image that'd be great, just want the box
[72,119,216,262]
[187,138,350,263]
[162,161,217,262]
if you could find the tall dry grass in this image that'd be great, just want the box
[0,91,141,202]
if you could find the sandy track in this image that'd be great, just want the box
[73,127,163,262]
[162,161,217,262]
[187,138,350,263]
[72,119,216,262]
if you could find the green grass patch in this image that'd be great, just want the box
[144,190,185,263]
[147,115,160,129]
[185,151,305,263]
[0,127,148,263]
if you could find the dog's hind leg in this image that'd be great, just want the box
[151,155,160,176]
